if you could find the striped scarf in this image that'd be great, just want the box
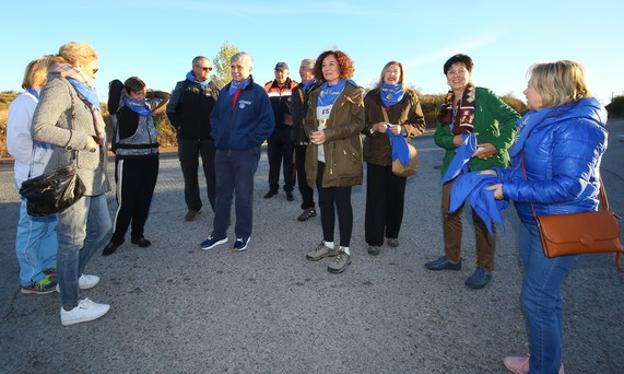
[438,83,476,135]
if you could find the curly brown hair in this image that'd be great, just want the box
[313,50,354,82]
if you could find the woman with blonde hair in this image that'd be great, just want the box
[362,61,425,256]
[7,57,58,294]
[32,42,112,326]
[485,60,607,373]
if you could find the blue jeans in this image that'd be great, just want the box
[212,147,260,239]
[16,199,57,286]
[57,194,112,308]
[518,223,577,374]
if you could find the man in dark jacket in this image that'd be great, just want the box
[290,58,319,221]
[199,52,275,252]
[166,56,220,222]
[263,62,298,201]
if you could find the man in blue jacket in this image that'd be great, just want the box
[200,52,275,252]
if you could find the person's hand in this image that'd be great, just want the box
[479,169,497,176]
[310,130,327,145]
[390,124,401,135]
[452,134,463,146]
[373,122,387,133]
[475,143,497,159]
[85,136,99,152]
[486,184,504,200]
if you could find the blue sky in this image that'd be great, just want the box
[3,0,622,104]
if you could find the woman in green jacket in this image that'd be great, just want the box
[424,54,519,289]
[303,50,365,274]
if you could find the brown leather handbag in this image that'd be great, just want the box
[521,157,623,271]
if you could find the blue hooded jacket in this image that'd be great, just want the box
[210,76,275,151]
[495,97,608,224]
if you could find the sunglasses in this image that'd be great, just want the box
[197,66,213,72]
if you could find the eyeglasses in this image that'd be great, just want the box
[196,66,212,72]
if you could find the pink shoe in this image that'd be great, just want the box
[503,355,565,374]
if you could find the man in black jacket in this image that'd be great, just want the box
[166,56,220,221]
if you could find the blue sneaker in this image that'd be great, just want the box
[464,266,492,289]
[232,237,250,252]
[200,235,228,250]
[424,256,462,271]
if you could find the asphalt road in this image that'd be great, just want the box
[1,121,623,373]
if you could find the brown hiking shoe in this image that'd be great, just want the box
[327,250,351,273]
[305,242,338,261]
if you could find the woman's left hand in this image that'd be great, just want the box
[310,130,327,145]
[475,143,497,159]
[390,125,401,135]
[486,183,504,200]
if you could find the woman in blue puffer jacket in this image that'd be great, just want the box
[485,60,608,374]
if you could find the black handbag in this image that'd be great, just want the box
[19,85,86,217]
[19,160,85,216]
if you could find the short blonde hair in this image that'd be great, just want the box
[22,57,49,89]
[528,60,591,107]
[376,61,407,92]
[49,41,98,68]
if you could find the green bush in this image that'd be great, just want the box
[606,95,624,118]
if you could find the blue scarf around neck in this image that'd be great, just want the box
[186,71,210,90]
[67,78,100,109]
[302,79,317,94]
[26,88,40,99]
[508,106,559,159]
[228,78,251,96]
[123,96,152,117]
[380,83,404,107]
[317,79,356,107]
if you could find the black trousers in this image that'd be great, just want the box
[316,161,353,247]
[178,137,216,212]
[112,156,159,243]
[267,128,295,193]
[364,162,407,246]
[295,144,314,210]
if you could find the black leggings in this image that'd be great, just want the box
[316,161,353,247]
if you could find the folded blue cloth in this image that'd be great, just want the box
[442,133,477,184]
[450,171,508,233]
[387,131,411,166]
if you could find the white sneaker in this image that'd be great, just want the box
[55,274,100,293]
[60,298,110,326]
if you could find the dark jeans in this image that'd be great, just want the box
[111,156,158,243]
[267,128,295,193]
[364,162,406,246]
[178,137,216,212]
[295,144,314,210]
[212,147,261,239]
[316,161,353,247]
[441,179,496,271]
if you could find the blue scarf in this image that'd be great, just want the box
[26,88,40,99]
[450,172,508,233]
[228,78,250,96]
[387,132,412,166]
[123,96,152,117]
[442,133,477,183]
[67,78,100,110]
[508,106,559,158]
[380,83,404,107]
[317,79,356,107]
[302,79,317,93]
[186,71,211,90]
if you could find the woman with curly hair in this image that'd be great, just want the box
[303,50,365,274]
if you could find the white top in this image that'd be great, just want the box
[316,104,332,163]
[7,91,53,190]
